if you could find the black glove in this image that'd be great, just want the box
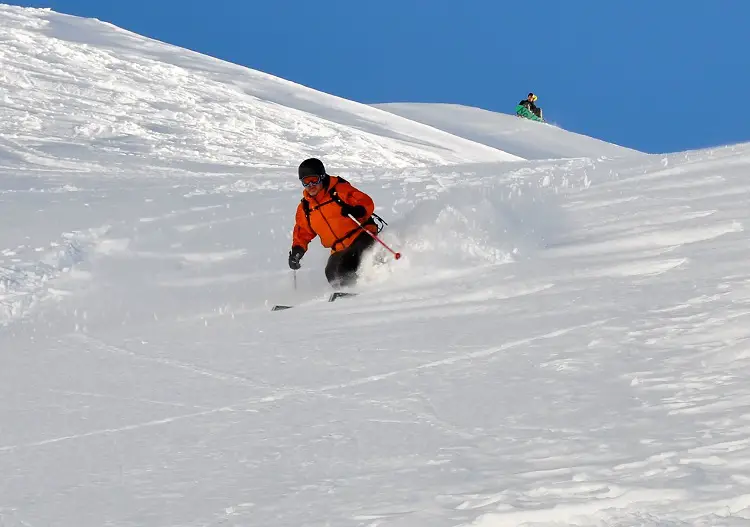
[288,246,305,270]
[340,204,367,218]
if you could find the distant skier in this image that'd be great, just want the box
[288,158,379,288]
[516,92,544,121]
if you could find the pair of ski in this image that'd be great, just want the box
[271,291,357,311]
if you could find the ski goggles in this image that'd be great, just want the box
[301,175,323,188]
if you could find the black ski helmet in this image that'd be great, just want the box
[298,158,326,180]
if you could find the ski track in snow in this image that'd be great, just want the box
[0,321,597,454]
[2,4,750,527]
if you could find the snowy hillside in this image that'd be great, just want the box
[377,103,641,160]
[0,5,522,177]
[3,5,750,527]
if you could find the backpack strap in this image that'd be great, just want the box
[300,198,312,229]
[329,185,346,208]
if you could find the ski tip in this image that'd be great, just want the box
[328,291,358,302]
[271,305,293,311]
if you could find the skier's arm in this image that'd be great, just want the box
[292,202,316,252]
[337,183,375,219]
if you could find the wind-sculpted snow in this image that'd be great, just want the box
[3,4,750,527]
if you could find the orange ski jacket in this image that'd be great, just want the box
[292,176,377,253]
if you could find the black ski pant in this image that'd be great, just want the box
[325,232,375,288]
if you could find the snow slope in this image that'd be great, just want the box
[376,103,642,160]
[3,5,750,527]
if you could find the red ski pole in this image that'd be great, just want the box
[348,214,402,260]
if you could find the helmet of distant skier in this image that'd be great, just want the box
[528,93,538,102]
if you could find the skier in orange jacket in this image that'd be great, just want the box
[288,158,378,287]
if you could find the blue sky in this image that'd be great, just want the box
[7,0,750,153]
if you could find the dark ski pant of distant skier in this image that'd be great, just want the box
[325,232,375,288]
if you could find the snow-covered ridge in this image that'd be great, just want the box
[376,102,642,160]
[0,3,522,178]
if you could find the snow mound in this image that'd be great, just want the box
[0,228,104,325]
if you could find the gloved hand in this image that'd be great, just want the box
[340,204,367,218]
[288,246,305,270]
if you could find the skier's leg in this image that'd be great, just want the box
[325,251,346,288]
[341,233,376,286]
[327,233,375,288]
